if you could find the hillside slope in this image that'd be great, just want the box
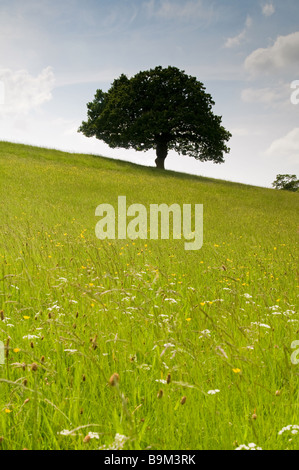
[0,141,298,450]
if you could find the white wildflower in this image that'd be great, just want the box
[99,433,129,450]
[138,364,152,370]
[278,424,299,436]
[2,317,11,323]
[48,303,60,310]
[199,329,211,338]
[235,442,262,450]
[251,322,271,329]
[88,432,100,439]
[207,389,220,395]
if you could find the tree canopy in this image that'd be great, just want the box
[79,66,232,169]
[272,174,299,192]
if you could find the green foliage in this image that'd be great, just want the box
[272,174,299,192]
[79,66,231,167]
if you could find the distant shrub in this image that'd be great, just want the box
[272,174,299,192]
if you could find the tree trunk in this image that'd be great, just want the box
[155,138,168,169]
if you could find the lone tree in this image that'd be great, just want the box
[79,66,231,170]
[272,174,299,192]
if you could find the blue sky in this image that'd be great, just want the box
[0,0,298,187]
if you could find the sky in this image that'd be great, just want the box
[0,0,298,188]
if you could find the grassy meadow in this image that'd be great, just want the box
[0,141,298,450]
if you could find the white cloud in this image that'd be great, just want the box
[230,128,251,137]
[241,83,290,107]
[265,128,299,162]
[0,81,4,105]
[0,67,55,115]
[262,3,275,17]
[144,0,205,20]
[230,127,262,137]
[225,16,252,48]
[245,31,299,74]
[55,68,127,88]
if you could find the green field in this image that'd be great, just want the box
[0,141,298,450]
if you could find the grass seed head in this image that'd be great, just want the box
[109,373,120,386]
[5,338,10,358]
[180,396,187,405]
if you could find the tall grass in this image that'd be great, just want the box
[0,141,298,450]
